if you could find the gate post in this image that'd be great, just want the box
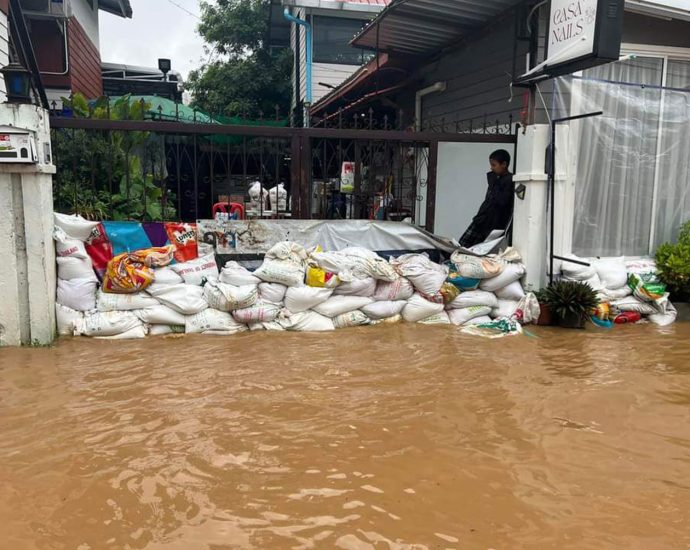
[425,140,438,233]
[0,104,56,346]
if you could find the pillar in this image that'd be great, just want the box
[0,104,56,346]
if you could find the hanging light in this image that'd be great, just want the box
[1,62,33,104]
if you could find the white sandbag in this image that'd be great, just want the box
[220,261,261,286]
[490,300,520,319]
[402,293,444,323]
[263,321,286,331]
[95,325,148,340]
[56,303,83,336]
[446,290,498,310]
[611,296,659,316]
[203,280,258,312]
[418,311,451,325]
[495,280,525,301]
[371,314,403,326]
[75,311,142,337]
[449,252,504,279]
[147,283,209,315]
[449,306,493,325]
[185,309,246,334]
[53,212,99,241]
[149,325,184,336]
[597,286,632,302]
[153,267,183,285]
[594,257,627,290]
[57,256,96,281]
[97,290,158,312]
[361,300,406,320]
[231,301,281,323]
[247,322,266,331]
[312,295,374,318]
[479,263,526,292]
[310,247,398,282]
[280,311,335,332]
[258,282,287,304]
[625,258,658,277]
[564,272,605,291]
[333,311,371,329]
[391,254,448,297]
[334,277,376,297]
[248,181,269,211]
[134,304,186,326]
[648,303,677,326]
[255,242,308,287]
[53,227,88,259]
[284,286,333,313]
[170,254,219,286]
[560,255,595,280]
[56,278,97,311]
[269,183,288,211]
[373,278,414,301]
[463,315,493,326]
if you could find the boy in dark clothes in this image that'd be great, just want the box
[459,149,515,248]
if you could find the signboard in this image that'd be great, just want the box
[516,0,624,83]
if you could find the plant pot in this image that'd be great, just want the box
[556,310,586,329]
[537,303,553,326]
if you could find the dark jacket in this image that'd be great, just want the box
[459,171,514,248]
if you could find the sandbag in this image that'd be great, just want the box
[333,311,371,329]
[418,311,451,325]
[312,295,374,318]
[147,283,209,315]
[102,246,175,293]
[154,267,184,285]
[269,183,288,211]
[231,301,281,324]
[247,322,266,331]
[449,305,493,325]
[185,309,247,334]
[446,290,498,310]
[220,261,261,286]
[148,325,185,336]
[97,290,158,312]
[75,311,143,337]
[254,243,308,287]
[611,295,658,315]
[597,285,632,302]
[310,247,398,282]
[648,303,677,326]
[284,286,333,313]
[95,325,148,340]
[334,277,376,297]
[134,304,186,326]
[56,278,97,311]
[258,282,287,304]
[248,181,269,211]
[54,227,88,260]
[263,321,286,331]
[361,300,406,320]
[54,212,99,241]
[170,254,219,286]
[371,314,403,326]
[491,299,520,319]
[203,280,258,312]
[57,256,96,281]
[56,303,83,336]
[495,280,525,301]
[402,293,444,323]
[479,263,526,292]
[280,311,335,332]
[391,254,448,297]
[449,252,504,279]
[560,255,596,281]
[594,257,627,290]
[446,272,480,291]
[373,278,414,301]
[463,315,493,326]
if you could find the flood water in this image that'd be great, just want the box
[1,323,690,550]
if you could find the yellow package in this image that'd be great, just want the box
[306,266,339,288]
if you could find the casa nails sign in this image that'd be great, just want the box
[549,0,599,63]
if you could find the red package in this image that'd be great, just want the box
[85,223,113,280]
[614,311,642,324]
[164,222,198,263]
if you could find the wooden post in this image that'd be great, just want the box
[425,140,439,233]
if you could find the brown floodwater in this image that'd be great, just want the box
[1,323,690,550]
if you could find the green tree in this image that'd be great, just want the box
[188,0,292,118]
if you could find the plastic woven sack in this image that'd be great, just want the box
[102,245,175,294]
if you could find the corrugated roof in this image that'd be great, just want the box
[351,0,521,55]
[99,0,133,18]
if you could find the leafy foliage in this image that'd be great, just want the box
[542,280,599,321]
[655,221,690,300]
[187,0,292,118]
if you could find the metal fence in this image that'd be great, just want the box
[49,97,516,232]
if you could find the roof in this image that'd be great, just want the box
[99,0,133,18]
[281,0,390,13]
[626,0,690,21]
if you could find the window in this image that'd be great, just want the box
[567,53,690,257]
[312,16,374,65]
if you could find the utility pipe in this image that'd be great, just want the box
[415,81,446,131]
[283,8,312,126]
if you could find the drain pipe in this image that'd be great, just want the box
[415,81,446,131]
[284,8,312,127]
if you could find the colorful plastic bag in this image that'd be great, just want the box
[165,222,199,263]
[628,273,666,303]
[84,223,113,280]
[102,245,175,294]
[306,266,339,288]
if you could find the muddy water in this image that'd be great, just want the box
[1,324,690,550]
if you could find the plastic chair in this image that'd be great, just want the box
[212,202,245,220]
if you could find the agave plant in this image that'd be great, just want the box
[542,280,599,327]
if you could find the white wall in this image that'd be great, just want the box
[0,11,7,101]
[312,62,360,103]
[73,0,100,48]
[434,142,514,240]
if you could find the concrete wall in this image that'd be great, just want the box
[72,0,99,48]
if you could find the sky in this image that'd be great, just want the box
[99,0,207,80]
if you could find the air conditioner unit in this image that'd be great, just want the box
[22,0,73,18]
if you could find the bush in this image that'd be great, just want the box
[655,221,690,301]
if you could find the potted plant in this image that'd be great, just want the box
[534,288,553,326]
[655,220,690,302]
[542,280,599,329]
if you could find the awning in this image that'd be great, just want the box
[99,0,133,18]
